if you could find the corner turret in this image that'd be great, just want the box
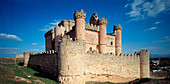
[73,9,86,40]
[99,18,107,53]
[139,49,150,78]
[45,29,54,51]
[114,24,122,54]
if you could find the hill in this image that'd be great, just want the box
[0,58,58,84]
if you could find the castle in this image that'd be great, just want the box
[24,10,150,84]
[45,9,122,54]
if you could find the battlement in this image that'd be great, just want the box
[114,24,122,30]
[61,35,86,44]
[99,18,107,25]
[73,9,86,20]
[107,33,115,36]
[86,50,140,58]
[85,23,99,32]
[45,29,54,37]
[55,25,64,29]
[30,50,57,55]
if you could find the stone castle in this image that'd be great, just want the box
[24,9,150,84]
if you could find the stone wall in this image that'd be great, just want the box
[27,35,150,84]
[57,36,150,83]
[84,53,140,78]
[85,30,99,52]
[85,23,99,32]
[106,35,116,54]
[28,50,58,75]
[15,54,24,58]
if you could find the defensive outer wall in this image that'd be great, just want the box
[24,35,150,84]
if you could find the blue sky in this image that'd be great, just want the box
[0,0,170,58]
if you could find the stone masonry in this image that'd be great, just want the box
[24,9,150,84]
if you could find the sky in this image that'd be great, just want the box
[0,0,170,58]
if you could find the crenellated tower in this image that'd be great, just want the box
[139,49,150,78]
[114,24,122,54]
[54,25,65,51]
[90,13,99,25]
[73,9,86,40]
[99,18,107,53]
[45,29,54,51]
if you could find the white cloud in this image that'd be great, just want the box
[144,27,157,31]
[124,3,129,8]
[31,49,41,52]
[147,46,161,49]
[40,20,60,31]
[50,20,60,25]
[153,36,170,42]
[41,46,45,48]
[154,21,160,24]
[126,0,170,21]
[40,29,48,31]
[0,33,22,41]
[9,52,17,54]
[0,47,19,50]
[32,43,37,45]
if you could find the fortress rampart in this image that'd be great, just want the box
[28,50,58,75]
[85,23,100,32]
[26,35,150,84]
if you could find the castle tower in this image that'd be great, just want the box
[99,18,107,53]
[54,25,65,51]
[90,13,99,25]
[45,29,54,51]
[73,9,86,40]
[24,51,30,66]
[140,49,150,78]
[114,24,122,54]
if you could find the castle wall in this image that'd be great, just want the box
[27,36,150,84]
[106,35,115,54]
[57,36,148,84]
[28,50,58,75]
[16,54,24,58]
[84,53,140,78]
[85,30,99,52]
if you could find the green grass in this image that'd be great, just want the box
[21,66,58,84]
[0,58,58,84]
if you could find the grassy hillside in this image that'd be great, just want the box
[0,58,58,84]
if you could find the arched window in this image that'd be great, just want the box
[89,47,92,52]
[111,42,113,45]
